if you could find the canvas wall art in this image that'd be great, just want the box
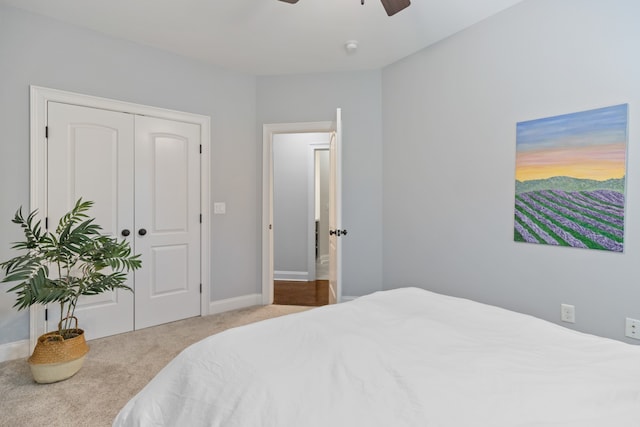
[514,104,628,252]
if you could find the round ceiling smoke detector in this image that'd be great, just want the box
[345,40,359,54]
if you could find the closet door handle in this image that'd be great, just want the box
[121,229,131,237]
[138,228,147,236]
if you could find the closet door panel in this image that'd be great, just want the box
[154,135,189,231]
[47,102,135,340]
[134,115,201,329]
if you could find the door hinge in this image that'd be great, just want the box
[200,283,202,294]
[45,308,48,321]
[199,144,202,154]
[269,224,272,230]
[200,214,202,223]
[45,126,49,138]
[45,217,49,230]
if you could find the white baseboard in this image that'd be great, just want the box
[341,296,358,302]
[0,339,30,362]
[274,270,309,281]
[209,293,263,315]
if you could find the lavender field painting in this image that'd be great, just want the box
[514,104,628,252]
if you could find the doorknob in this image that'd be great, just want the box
[330,229,348,236]
[121,229,131,237]
[138,228,147,236]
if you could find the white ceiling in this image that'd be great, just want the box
[1,0,524,75]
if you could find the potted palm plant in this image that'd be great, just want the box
[1,198,141,383]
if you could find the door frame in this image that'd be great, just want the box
[262,121,337,305]
[29,86,211,350]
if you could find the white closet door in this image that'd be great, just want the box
[47,102,135,339]
[134,116,201,329]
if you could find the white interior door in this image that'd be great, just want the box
[47,102,135,339]
[328,108,342,304]
[133,116,201,329]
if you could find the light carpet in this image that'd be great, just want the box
[0,304,310,427]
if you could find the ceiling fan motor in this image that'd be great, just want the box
[278,0,411,17]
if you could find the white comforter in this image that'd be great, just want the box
[113,288,640,426]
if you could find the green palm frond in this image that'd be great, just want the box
[10,208,45,252]
[55,199,92,236]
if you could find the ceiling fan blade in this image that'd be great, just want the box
[380,0,410,16]
[278,0,299,3]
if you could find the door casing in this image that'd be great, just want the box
[29,86,211,350]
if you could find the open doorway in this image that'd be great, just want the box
[271,133,330,306]
[262,112,343,307]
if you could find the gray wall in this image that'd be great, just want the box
[382,0,640,342]
[0,6,258,344]
[273,134,309,276]
[257,71,384,298]
[272,132,330,278]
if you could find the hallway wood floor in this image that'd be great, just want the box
[274,280,329,306]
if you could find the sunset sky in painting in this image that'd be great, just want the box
[515,104,628,182]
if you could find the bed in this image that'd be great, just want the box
[113,287,640,426]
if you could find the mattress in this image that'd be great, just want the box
[113,287,640,426]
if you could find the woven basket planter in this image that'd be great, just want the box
[28,317,90,384]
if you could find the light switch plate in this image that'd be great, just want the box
[214,202,226,215]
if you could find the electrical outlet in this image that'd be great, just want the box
[561,304,575,323]
[625,318,640,340]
